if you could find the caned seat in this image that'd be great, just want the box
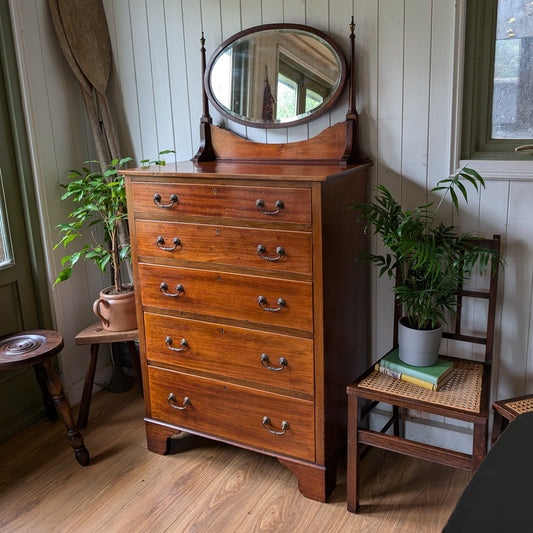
[0,329,90,466]
[346,235,501,513]
[491,394,533,444]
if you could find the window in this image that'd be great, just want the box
[462,0,533,159]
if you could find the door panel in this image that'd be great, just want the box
[0,6,49,442]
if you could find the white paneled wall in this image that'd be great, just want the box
[8,0,533,446]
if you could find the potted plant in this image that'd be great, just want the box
[54,157,136,331]
[353,167,503,366]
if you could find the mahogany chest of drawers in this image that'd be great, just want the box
[124,160,369,501]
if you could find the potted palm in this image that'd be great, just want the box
[353,167,503,366]
[54,157,136,331]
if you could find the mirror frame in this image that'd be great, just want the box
[204,23,348,129]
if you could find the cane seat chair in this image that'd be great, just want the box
[0,329,90,466]
[491,394,533,444]
[346,234,501,513]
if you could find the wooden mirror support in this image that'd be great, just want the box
[193,17,369,166]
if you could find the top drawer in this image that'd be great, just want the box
[129,182,311,224]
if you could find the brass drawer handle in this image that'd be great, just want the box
[257,244,285,261]
[153,193,178,208]
[260,353,288,371]
[160,282,184,297]
[167,393,191,410]
[156,236,181,251]
[262,416,290,435]
[258,295,286,312]
[256,199,284,215]
[165,336,188,352]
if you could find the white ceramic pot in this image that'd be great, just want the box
[398,317,442,367]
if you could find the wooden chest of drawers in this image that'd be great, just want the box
[124,160,369,502]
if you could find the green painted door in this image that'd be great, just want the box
[0,2,52,442]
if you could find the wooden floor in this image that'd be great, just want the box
[0,385,472,532]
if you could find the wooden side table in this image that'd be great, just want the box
[491,394,533,444]
[75,322,141,429]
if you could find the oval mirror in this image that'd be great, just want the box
[205,24,347,128]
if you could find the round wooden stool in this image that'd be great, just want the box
[0,330,90,466]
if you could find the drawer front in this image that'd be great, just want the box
[148,366,315,461]
[130,182,311,224]
[139,264,313,332]
[135,220,312,274]
[144,312,314,395]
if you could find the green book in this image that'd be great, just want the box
[378,348,454,385]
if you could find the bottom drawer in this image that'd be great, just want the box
[148,366,315,462]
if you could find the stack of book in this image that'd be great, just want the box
[375,348,454,391]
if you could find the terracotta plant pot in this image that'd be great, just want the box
[398,316,442,367]
[93,284,137,332]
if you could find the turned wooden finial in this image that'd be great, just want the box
[192,32,216,162]
[343,16,370,165]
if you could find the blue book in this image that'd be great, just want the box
[378,348,454,386]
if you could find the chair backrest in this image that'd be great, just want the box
[392,234,501,366]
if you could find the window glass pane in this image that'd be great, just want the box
[0,170,13,269]
[305,88,323,113]
[276,73,297,119]
[492,0,533,139]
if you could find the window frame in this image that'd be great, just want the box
[462,0,533,159]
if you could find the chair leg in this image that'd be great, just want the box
[33,364,58,421]
[393,405,401,436]
[126,340,143,396]
[77,343,100,429]
[472,419,488,471]
[491,410,508,445]
[35,360,90,466]
[347,394,360,513]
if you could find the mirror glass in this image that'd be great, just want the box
[205,25,346,128]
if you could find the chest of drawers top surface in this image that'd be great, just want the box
[122,160,368,182]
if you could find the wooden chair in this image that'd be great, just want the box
[0,329,90,465]
[491,394,533,444]
[346,235,501,513]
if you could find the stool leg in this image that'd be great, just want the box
[34,365,58,421]
[347,394,360,513]
[35,361,90,466]
[77,343,100,429]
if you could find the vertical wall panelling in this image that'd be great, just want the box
[162,0,194,160]
[498,181,533,399]
[182,2,208,155]
[373,0,404,361]
[401,0,431,211]
[108,0,143,158]
[129,0,158,159]
[146,0,175,160]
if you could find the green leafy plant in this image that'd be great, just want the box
[352,167,503,330]
[54,157,132,292]
[140,149,176,167]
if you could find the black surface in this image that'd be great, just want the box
[443,411,533,532]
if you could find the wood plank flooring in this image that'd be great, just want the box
[0,386,471,532]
